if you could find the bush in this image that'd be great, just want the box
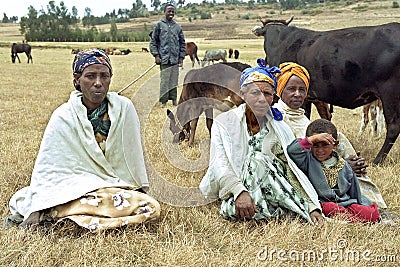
[280,0,302,10]
[301,9,323,15]
[352,5,368,11]
[200,11,212,19]
[190,6,199,14]
[393,1,399,8]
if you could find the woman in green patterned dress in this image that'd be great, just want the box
[200,59,325,225]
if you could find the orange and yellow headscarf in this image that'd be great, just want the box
[276,62,310,97]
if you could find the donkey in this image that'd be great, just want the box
[11,43,33,63]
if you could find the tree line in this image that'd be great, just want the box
[5,0,351,42]
[17,0,152,42]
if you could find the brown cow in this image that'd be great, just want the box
[167,62,251,146]
[105,48,114,55]
[253,17,400,164]
[71,49,81,54]
[185,42,200,68]
[113,49,122,55]
[228,48,233,58]
[312,100,332,121]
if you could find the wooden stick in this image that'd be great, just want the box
[117,63,157,95]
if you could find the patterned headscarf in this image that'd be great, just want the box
[240,58,283,121]
[240,58,281,90]
[276,62,310,97]
[72,48,112,91]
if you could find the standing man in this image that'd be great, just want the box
[150,4,186,108]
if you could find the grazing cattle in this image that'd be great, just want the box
[113,49,122,55]
[105,48,114,55]
[142,47,149,52]
[358,99,384,139]
[252,17,400,164]
[121,49,132,55]
[228,48,233,58]
[11,43,33,63]
[167,62,251,146]
[71,49,81,54]
[201,49,227,67]
[185,42,200,67]
[234,49,239,59]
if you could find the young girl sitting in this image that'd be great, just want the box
[287,119,380,223]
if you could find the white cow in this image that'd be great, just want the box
[358,99,385,139]
[201,49,227,67]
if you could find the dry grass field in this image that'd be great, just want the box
[1,1,400,266]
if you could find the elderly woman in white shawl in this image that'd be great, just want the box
[4,49,160,231]
[200,59,325,224]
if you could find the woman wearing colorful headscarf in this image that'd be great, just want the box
[5,49,160,231]
[273,62,388,210]
[200,59,325,224]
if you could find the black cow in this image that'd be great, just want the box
[252,17,400,164]
[121,49,132,55]
[234,49,239,59]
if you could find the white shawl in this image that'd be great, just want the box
[10,91,148,219]
[273,99,310,138]
[199,104,320,209]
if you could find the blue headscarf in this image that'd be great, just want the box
[240,58,283,121]
[72,48,112,91]
[240,58,281,90]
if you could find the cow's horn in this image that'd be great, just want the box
[285,16,294,25]
[258,16,267,25]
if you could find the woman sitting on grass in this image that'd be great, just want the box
[287,119,380,223]
[273,62,388,210]
[4,49,160,231]
[200,59,325,225]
